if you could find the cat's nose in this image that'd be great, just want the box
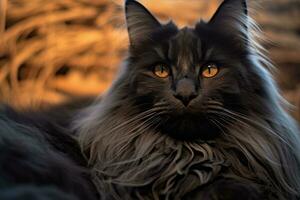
[173,78,198,106]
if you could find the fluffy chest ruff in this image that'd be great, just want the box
[75,102,300,200]
[89,132,227,200]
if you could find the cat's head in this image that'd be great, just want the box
[122,0,267,140]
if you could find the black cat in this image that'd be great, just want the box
[74,0,300,199]
[1,0,300,200]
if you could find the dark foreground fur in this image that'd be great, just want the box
[0,103,97,200]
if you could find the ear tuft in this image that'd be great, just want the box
[125,0,161,46]
[209,0,249,45]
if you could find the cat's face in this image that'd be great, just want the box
[124,0,253,140]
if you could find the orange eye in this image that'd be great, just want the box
[153,65,170,78]
[202,64,219,78]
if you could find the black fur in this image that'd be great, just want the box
[0,101,97,200]
[183,178,262,200]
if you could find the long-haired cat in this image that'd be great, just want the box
[73,0,300,199]
[1,0,300,200]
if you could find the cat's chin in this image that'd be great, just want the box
[158,114,221,141]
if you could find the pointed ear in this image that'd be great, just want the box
[125,0,161,46]
[209,0,248,44]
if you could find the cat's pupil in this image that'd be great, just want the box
[208,66,211,74]
[153,65,169,78]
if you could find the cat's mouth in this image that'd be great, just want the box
[157,112,222,141]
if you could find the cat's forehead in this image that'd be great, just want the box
[172,27,197,41]
[167,27,201,65]
[170,27,198,44]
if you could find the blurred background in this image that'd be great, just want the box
[0,0,299,121]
